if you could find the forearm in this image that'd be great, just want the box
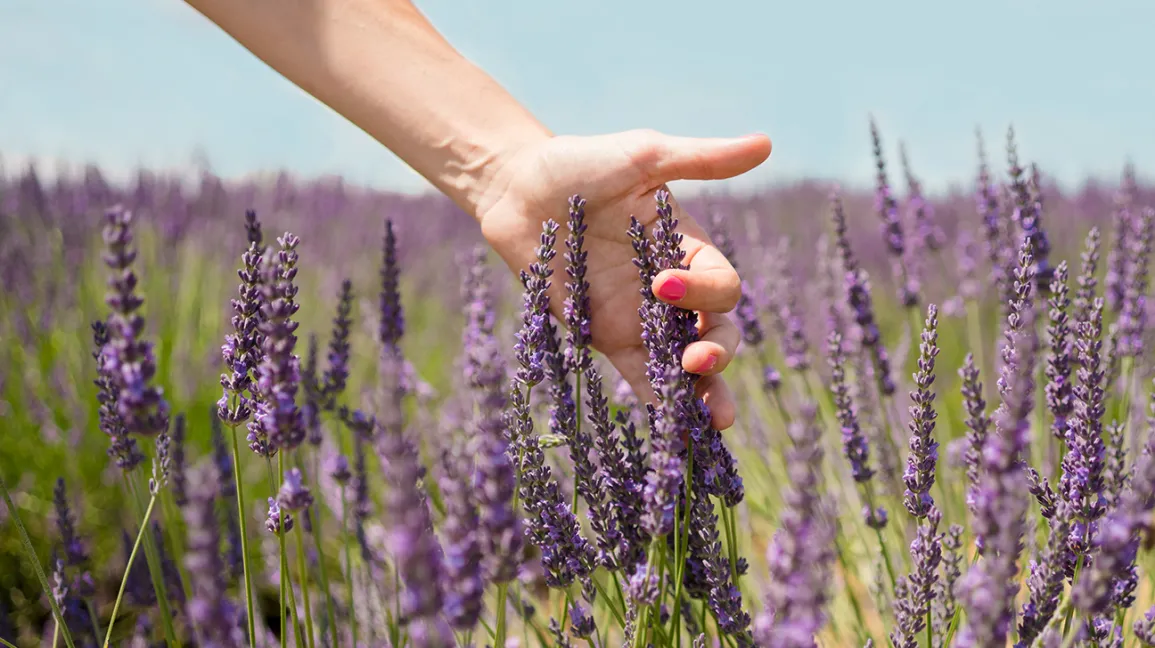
[183,0,550,219]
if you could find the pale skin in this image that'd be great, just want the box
[184,0,772,429]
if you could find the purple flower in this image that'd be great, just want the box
[959,353,990,500]
[102,205,169,437]
[1104,166,1137,313]
[319,279,353,409]
[210,414,243,580]
[169,414,187,506]
[641,369,687,538]
[438,447,484,631]
[277,467,313,512]
[759,406,836,648]
[1072,227,1102,347]
[379,219,404,350]
[326,453,351,485]
[253,233,305,453]
[218,215,265,428]
[827,329,885,527]
[92,320,144,471]
[869,119,918,306]
[1043,262,1073,443]
[265,497,293,535]
[1018,500,1072,646]
[1006,129,1053,291]
[378,413,445,625]
[975,130,1014,309]
[903,304,940,520]
[183,461,245,647]
[709,211,764,347]
[568,602,596,639]
[891,508,943,648]
[1060,297,1107,565]
[956,238,1037,648]
[1119,207,1154,357]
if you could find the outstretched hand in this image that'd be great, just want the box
[475,129,772,429]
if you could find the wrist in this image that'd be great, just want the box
[438,116,551,224]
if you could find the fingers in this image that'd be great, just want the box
[652,243,741,312]
[696,375,736,430]
[682,311,740,376]
[627,130,772,184]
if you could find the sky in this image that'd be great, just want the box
[1,0,1152,196]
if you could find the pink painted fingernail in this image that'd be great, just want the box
[657,276,687,301]
[700,355,718,372]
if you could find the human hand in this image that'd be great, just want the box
[475,129,772,429]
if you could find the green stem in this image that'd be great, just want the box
[268,457,289,648]
[103,491,157,648]
[227,421,258,648]
[52,620,60,648]
[0,636,19,648]
[294,522,316,648]
[84,600,104,647]
[495,583,509,648]
[126,477,178,647]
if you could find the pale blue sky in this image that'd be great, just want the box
[1,0,1152,194]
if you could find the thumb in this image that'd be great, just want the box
[631,130,772,184]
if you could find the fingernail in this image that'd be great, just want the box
[657,276,687,302]
[700,355,718,372]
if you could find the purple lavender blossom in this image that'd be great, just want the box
[903,304,940,520]
[92,320,144,471]
[509,220,597,587]
[891,507,942,648]
[319,279,353,410]
[1105,167,1137,313]
[169,413,187,506]
[438,447,484,631]
[900,142,945,252]
[253,233,305,453]
[102,205,170,437]
[265,497,293,535]
[183,461,245,647]
[869,119,918,306]
[149,422,171,496]
[1119,207,1154,357]
[641,368,687,538]
[568,602,596,639]
[1018,499,1072,646]
[380,219,404,350]
[759,406,836,648]
[1071,227,1101,344]
[826,329,885,527]
[462,249,521,582]
[1061,297,1107,565]
[52,478,94,599]
[1006,128,1053,291]
[959,353,990,498]
[1044,262,1073,441]
[956,238,1037,648]
[563,195,593,374]
[1071,388,1155,617]
[932,525,963,641]
[709,210,764,347]
[684,488,752,640]
[1134,605,1155,645]
[210,414,243,580]
[277,467,313,512]
[975,129,1014,309]
[218,214,265,428]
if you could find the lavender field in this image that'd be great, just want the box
[2,126,1155,648]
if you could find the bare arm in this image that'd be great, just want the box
[183,0,550,219]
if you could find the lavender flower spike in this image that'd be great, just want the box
[869,118,917,306]
[102,205,169,437]
[826,329,885,527]
[254,233,305,453]
[92,320,144,471]
[438,447,484,631]
[903,303,940,520]
[183,461,245,647]
[276,467,314,512]
[1060,297,1107,564]
[1119,206,1155,357]
[218,212,265,428]
[758,405,836,648]
[1044,261,1073,440]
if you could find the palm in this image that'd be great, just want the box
[478,130,771,425]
